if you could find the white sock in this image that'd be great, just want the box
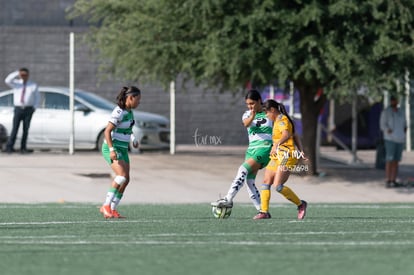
[104,191,116,205]
[111,193,123,210]
[246,178,261,211]
[225,165,248,202]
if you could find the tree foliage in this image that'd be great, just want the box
[69,0,414,174]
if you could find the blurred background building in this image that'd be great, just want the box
[0,0,250,146]
[1,0,412,150]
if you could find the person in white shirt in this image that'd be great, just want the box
[379,95,407,188]
[4,68,39,154]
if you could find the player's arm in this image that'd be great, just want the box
[270,130,290,156]
[242,110,256,127]
[293,133,308,160]
[276,130,290,147]
[130,133,139,148]
[104,122,117,160]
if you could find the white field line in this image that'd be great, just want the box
[1,230,413,246]
[1,240,414,246]
[311,204,414,209]
[287,219,414,224]
[1,218,413,226]
[144,230,408,237]
[0,205,93,209]
[0,230,405,240]
[239,204,414,209]
[0,220,162,226]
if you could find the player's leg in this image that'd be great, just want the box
[274,167,300,204]
[110,149,130,218]
[224,149,260,200]
[245,147,271,210]
[212,162,252,207]
[253,163,275,219]
[244,155,267,210]
[274,160,307,219]
[100,145,127,218]
[215,157,263,207]
[101,162,127,218]
[214,145,269,208]
[212,148,254,207]
[111,163,129,217]
[245,172,261,211]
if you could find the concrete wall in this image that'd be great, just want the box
[0,1,248,146]
[0,0,85,26]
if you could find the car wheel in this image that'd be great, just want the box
[97,131,105,152]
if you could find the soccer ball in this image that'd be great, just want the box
[212,205,232,219]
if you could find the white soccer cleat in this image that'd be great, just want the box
[211,198,233,208]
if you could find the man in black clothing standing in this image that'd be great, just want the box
[4,68,39,154]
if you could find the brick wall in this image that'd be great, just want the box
[0,0,85,26]
[0,25,248,146]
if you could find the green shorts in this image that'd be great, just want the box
[245,143,272,169]
[102,142,130,165]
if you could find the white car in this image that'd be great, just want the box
[0,86,170,152]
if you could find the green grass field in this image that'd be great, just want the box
[0,203,413,275]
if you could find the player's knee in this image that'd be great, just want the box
[114,175,127,186]
[246,173,256,180]
[276,185,284,192]
[261,184,271,191]
[242,162,253,174]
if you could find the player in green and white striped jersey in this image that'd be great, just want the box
[211,90,273,211]
[100,86,141,219]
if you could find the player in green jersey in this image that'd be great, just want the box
[211,90,273,211]
[100,86,141,219]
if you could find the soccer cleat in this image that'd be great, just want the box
[391,181,404,188]
[297,200,307,220]
[112,209,126,219]
[100,205,113,218]
[386,180,404,188]
[253,211,271,220]
[211,198,233,208]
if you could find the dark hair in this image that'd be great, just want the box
[263,99,296,134]
[116,86,141,109]
[19,68,29,74]
[245,89,262,103]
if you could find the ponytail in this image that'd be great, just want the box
[116,87,128,109]
[116,86,141,109]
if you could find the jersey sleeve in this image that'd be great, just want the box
[278,116,290,132]
[242,110,251,121]
[109,107,123,126]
